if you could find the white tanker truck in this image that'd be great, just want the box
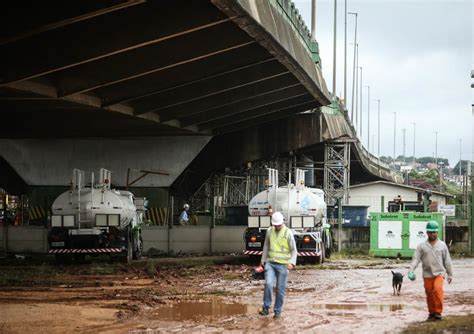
[48,168,144,263]
[244,168,331,263]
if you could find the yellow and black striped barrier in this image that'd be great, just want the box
[145,207,168,225]
[28,207,51,220]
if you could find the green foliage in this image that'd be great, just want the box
[408,169,421,178]
[402,314,474,333]
[416,156,449,166]
[410,169,440,187]
[452,160,471,175]
[380,156,393,164]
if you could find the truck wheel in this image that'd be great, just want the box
[320,242,325,264]
[313,242,325,265]
[125,227,133,264]
[325,242,332,259]
[324,230,332,259]
[133,235,143,260]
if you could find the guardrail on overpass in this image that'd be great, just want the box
[321,102,404,184]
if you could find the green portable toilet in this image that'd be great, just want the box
[369,212,444,258]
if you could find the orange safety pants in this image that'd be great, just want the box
[423,275,444,315]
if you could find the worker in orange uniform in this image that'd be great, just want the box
[408,221,453,321]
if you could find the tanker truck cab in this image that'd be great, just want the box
[244,168,331,264]
[48,168,145,263]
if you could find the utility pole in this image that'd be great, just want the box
[349,12,358,119]
[459,138,462,177]
[434,131,438,166]
[332,0,337,99]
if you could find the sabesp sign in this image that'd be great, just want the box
[438,205,455,217]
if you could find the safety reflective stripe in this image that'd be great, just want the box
[268,226,291,264]
[48,248,123,254]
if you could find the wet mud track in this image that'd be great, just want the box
[0,258,473,333]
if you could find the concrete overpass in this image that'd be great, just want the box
[1,0,328,137]
[0,0,401,207]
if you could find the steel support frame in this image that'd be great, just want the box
[323,142,350,206]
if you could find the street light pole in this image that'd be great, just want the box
[377,99,380,157]
[365,85,370,150]
[372,134,376,154]
[344,0,347,106]
[348,12,358,119]
[434,131,438,165]
[402,128,406,163]
[393,112,397,163]
[412,122,416,167]
[459,138,462,177]
[332,0,337,99]
[311,0,317,39]
[359,66,363,137]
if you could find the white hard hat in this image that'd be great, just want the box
[183,204,190,209]
[271,212,284,226]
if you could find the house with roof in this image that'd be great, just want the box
[348,180,452,213]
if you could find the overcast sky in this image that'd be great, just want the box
[293,0,473,168]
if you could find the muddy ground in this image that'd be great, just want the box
[0,256,473,333]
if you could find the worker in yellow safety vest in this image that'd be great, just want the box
[258,211,297,318]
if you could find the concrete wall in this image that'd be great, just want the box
[0,226,48,253]
[0,225,247,255]
[2,225,466,255]
[141,226,246,254]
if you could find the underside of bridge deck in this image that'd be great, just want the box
[0,0,329,138]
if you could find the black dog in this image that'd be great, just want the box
[391,271,404,295]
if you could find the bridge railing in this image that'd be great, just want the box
[269,0,321,63]
[354,140,390,170]
[324,100,405,181]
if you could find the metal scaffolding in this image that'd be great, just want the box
[323,142,351,205]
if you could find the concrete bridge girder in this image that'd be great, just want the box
[0,0,330,138]
[173,111,402,197]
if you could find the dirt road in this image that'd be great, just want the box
[0,257,473,333]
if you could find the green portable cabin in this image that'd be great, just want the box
[369,212,444,258]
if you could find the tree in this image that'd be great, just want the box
[452,160,471,175]
[416,156,449,167]
[380,156,392,164]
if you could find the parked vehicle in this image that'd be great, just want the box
[244,168,331,263]
[48,168,145,263]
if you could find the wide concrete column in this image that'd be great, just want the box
[0,136,211,187]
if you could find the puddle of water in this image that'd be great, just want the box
[154,297,255,321]
[313,304,407,312]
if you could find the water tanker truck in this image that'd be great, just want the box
[48,168,144,263]
[244,168,331,263]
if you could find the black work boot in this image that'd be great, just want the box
[433,313,442,321]
[259,308,269,316]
